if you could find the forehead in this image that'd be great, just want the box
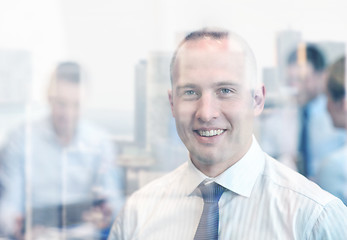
[50,80,81,100]
[174,38,247,85]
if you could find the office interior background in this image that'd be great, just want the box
[0,0,346,238]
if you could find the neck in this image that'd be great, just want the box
[53,126,75,147]
[195,163,230,178]
[192,137,253,178]
[55,132,74,146]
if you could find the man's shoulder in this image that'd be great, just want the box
[262,154,337,207]
[127,163,188,202]
[1,119,44,152]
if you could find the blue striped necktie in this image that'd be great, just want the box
[194,182,225,240]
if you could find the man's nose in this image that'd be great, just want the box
[196,94,220,122]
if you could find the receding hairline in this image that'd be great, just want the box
[170,29,257,87]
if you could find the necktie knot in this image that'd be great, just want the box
[199,182,225,203]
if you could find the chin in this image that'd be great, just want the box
[194,151,223,165]
[334,121,346,129]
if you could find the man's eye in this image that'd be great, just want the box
[185,90,196,95]
[220,88,232,94]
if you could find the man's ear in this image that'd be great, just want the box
[168,89,175,118]
[253,85,266,116]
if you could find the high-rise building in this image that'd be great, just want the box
[262,67,280,107]
[134,60,147,149]
[276,29,302,84]
[146,52,172,149]
[0,50,32,144]
[0,50,32,104]
[145,51,187,170]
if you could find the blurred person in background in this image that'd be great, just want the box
[316,56,347,205]
[0,62,125,239]
[286,44,346,179]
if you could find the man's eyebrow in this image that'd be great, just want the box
[175,84,199,90]
[212,81,241,88]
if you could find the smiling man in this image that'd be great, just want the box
[108,29,347,240]
[168,31,262,179]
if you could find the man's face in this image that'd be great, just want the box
[48,80,81,140]
[286,62,322,105]
[169,38,264,174]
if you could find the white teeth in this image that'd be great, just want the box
[198,129,225,137]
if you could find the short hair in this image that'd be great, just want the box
[287,44,326,72]
[327,57,345,101]
[47,61,83,98]
[54,61,81,83]
[170,28,258,89]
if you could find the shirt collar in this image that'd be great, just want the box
[182,135,265,198]
[45,116,82,149]
[182,158,209,196]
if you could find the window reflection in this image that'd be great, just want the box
[0,1,346,239]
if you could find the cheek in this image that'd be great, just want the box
[172,107,192,135]
[223,98,253,115]
[222,107,252,130]
[174,102,195,120]
[51,105,63,118]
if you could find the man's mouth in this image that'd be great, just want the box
[196,129,225,137]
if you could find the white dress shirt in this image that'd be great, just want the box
[109,137,347,240]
